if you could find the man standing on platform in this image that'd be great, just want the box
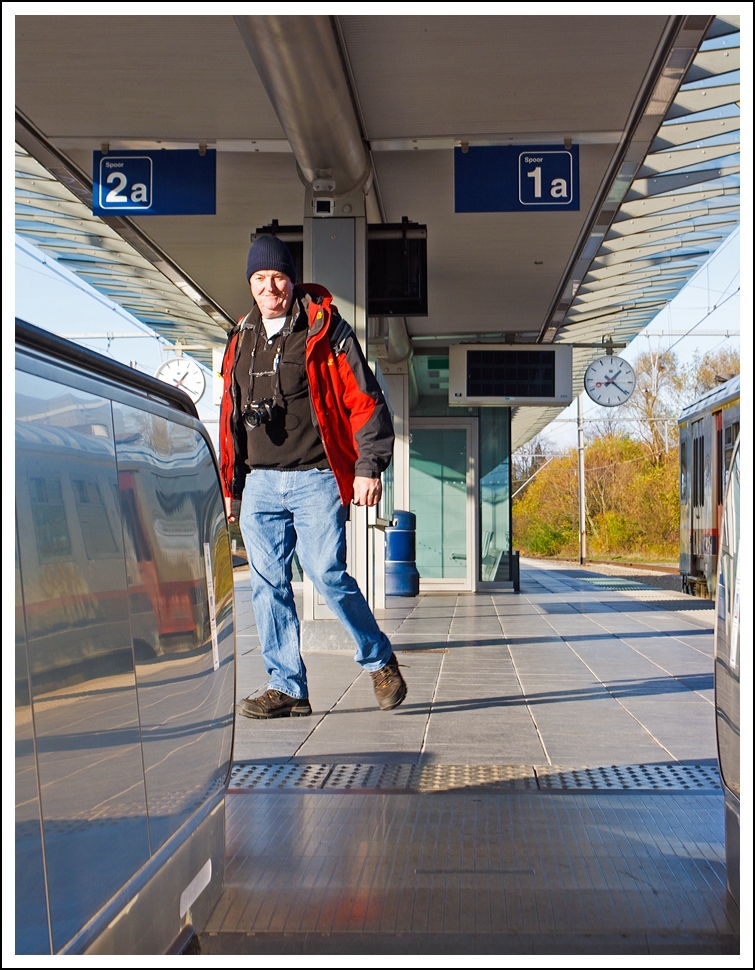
[219,235,406,717]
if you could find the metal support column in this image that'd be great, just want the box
[301,193,370,648]
[577,394,587,565]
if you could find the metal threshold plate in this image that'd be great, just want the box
[229,762,721,793]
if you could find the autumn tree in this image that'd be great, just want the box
[511,344,738,563]
[609,347,685,456]
[512,434,555,497]
[684,346,740,400]
[513,434,679,561]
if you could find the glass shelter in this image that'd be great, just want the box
[406,354,513,591]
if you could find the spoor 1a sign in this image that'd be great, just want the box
[518,150,573,205]
[454,144,579,213]
[92,149,216,216]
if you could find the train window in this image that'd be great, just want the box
[725,421,739,471]
[692,426,705,509]
[716,426,723,508]
[72,479,119,558]
[680,441,687,501]
[15,533,50,955]
[16,372,151,950]
[113,402,234,852]
[28,475,72,561]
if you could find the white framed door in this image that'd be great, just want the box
[409,418,477,591]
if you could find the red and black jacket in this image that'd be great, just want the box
[219,284,394,506]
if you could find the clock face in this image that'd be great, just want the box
[155,356,206,404]
[584,356,636,407]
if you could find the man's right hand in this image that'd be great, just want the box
[352,476,382,507]
[225,496,238,522]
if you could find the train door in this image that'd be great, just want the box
[691,419,705,562]
[723,413,740,493]
[715,410,723,546]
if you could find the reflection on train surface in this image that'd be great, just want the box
[714,436,740,907]
[678,375,739,598]
[15,320,235,954]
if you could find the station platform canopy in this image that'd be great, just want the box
[15,14,739,446]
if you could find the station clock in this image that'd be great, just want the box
[583,356,636,407]
[155,356,206,404]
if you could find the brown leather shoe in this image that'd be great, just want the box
[370,654,407,711]
[237,689,312,719]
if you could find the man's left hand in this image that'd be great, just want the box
[352,476,382,507]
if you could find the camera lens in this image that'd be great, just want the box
[243,399,274,430]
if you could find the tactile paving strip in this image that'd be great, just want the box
[229,763,333,790]
[325,763,415,790]
[322,763,536,791]
[535,763,721,791]
[582,578,662,591]
[229,763,721,793]
[412,764,536,792]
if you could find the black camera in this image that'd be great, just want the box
[243,399,275,429]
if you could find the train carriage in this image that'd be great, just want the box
[15,320,236,955]
[678,375,740,598]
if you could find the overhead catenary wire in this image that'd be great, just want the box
[666,279,740,352]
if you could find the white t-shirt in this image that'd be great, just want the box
[261,314,288,339]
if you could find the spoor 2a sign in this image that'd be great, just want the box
[92,149,216,216]
[454,144,579,212]
[98,156,153,211]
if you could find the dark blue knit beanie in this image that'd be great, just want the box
[246,235,297,284]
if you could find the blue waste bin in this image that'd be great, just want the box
[384,510,420,596]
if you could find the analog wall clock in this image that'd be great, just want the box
[155,356,206,404]
[584,356,636,407]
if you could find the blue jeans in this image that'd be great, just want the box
[239,467,393,698]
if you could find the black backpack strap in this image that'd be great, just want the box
[329,316,353,355]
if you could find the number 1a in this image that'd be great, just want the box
[526,167,569,199]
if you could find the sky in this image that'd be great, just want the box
[530,227,744,453]
[14,234,223,452]
[13,221,744,461]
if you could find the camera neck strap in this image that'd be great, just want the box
[244,311,296,411]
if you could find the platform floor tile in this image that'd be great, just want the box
[203,790,737,954]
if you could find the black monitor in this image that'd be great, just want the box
[252,219,428,318]
[368,220,428,317]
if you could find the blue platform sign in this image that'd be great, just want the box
[92,149,216,216]
[455,144,579,212]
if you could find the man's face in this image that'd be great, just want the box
[250,270,294,319]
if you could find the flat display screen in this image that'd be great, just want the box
[367,224,428,317]
[467,350,556,398]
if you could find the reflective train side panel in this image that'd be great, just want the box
[678,376,739,598]
[714,438,740,906]
[15,322,235,954]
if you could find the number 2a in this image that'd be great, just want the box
[105,171,148,204]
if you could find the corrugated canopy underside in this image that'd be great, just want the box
[13,15,739,433]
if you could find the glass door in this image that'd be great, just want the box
[409,419,476,590]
